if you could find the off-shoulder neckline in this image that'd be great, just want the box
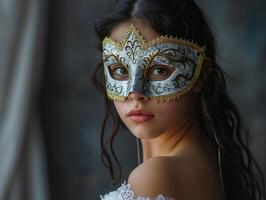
[100,180,175,200]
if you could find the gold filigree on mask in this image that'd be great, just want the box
[103,24,207,102]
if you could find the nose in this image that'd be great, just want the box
[128,91,149,101]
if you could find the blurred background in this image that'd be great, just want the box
[0,0,265,200]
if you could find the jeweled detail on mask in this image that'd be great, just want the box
[102,24,206,102]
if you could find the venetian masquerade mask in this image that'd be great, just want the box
[102,25,206,101]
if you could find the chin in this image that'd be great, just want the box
[129,127,163,139]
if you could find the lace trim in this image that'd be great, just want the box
[100,181,175,200]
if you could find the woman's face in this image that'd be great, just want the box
[109,19,199,139]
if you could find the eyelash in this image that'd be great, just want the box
[148,65,174,77]
[108,64,174,81]
[112,66,128,75]
[150,66,170,75]
[108,65,129,80]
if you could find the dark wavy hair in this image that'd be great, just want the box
[92,0,266,199]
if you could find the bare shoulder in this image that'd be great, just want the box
[128,156,222,200]
[128,156,177,198]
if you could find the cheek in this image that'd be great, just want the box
[156,97,192,125]
[113,101,126,118]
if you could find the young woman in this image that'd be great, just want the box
[92,0,266,199]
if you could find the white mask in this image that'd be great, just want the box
[103,25,205,101]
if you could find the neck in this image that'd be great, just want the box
[141,111,203,161]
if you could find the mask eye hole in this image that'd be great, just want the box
[108,64,129,81]
[147,65,175,81]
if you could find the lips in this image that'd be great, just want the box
[127,109,154,122]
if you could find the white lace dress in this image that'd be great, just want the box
[99,181,175,200]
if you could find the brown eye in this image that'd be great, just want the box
[108,64,129,80]
[148,65,175,81]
